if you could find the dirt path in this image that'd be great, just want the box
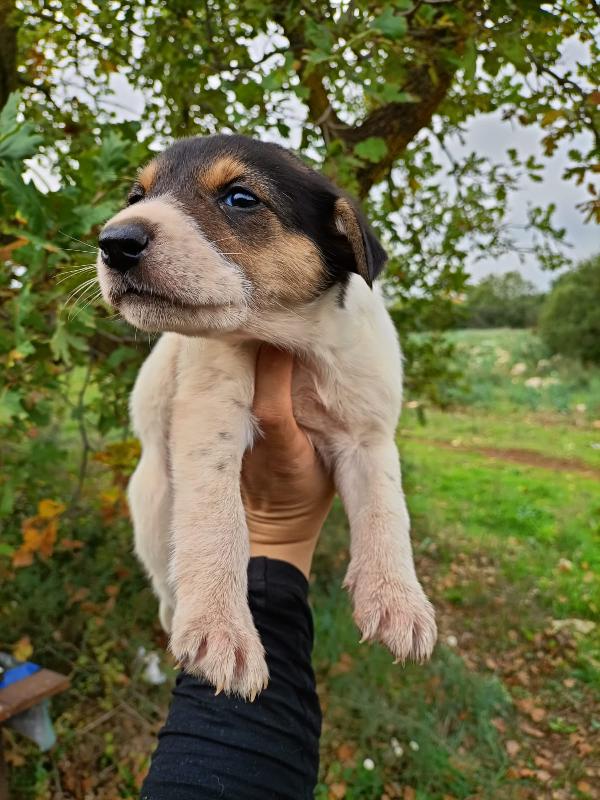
[408,437,600,480]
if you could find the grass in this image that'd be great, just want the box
[401,408,600,471]
[2,328,600,799]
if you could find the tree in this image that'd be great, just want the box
[0,1,598,510]
[6,1,598,346]
[458,271,544,329]
[538,253,600,364]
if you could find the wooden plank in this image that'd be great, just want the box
[0,669,70,723]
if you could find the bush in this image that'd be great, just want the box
[539,253,600,365]
[459,271,544,329]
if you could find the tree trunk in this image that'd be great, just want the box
[0,0,18,110]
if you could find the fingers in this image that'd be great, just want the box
[252,345,299,445]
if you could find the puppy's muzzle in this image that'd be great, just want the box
[99,222,150,273]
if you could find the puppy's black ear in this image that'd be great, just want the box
[333,197,387,287]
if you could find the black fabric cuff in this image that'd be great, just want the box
[140,557,321,800]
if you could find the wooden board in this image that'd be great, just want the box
[0,669,70,723]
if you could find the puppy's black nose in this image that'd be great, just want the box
[99,222,149,273]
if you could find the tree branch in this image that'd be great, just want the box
[347,64,457,197]
[277,4,475,197]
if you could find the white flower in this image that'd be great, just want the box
[362,757,375,771]
[143,652,167,685]
[390,737,404,757]
[446,634,458,648]
[409,740,419,752]
[511,362,527,376]
[524,376,543,389]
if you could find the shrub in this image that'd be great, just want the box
[459,271,544,329]
[539,253,600,365]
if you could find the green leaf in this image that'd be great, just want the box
[0,163,46,233]
[354,137,388,163]
[305,19,334,54]
[71,201,116,234]
[0,389,23,424]
[372,8,408,39]
[0,93,43,161]
[50,319,72,365]
[0,92,20,130]
[463,39,477,83]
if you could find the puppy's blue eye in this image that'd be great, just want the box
[222,188,260,209]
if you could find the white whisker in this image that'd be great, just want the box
[56,266,97,284]
[64,277,98,306]
[59,232,96,251]
[71,289,103,319]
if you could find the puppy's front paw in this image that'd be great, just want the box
[170,603,269,700]
[345,568,437,663]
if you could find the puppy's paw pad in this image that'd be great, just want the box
[170,612,269,700]
[350,577,437,663]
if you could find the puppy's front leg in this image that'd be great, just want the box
[336,437,437,663]
[168,340,268,699]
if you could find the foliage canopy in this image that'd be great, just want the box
[539,253,600,365]
[0,0,598,519]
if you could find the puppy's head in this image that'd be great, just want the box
[96,135,386,335]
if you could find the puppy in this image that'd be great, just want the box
[96,135,437,699]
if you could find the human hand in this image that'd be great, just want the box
[242,345,335,578]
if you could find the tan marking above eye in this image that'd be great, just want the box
[200,156,249,194]
[138,160,158,192]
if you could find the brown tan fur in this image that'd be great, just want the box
[234,224,324,305]
[138,160,158,192]
[199,156,248,195]
[334,198,369,284]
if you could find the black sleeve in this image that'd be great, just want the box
[140,557,322,800]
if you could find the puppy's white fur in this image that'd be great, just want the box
[129,275,437,697]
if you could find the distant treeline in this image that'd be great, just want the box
[457,271,544,329]
[455,254,600,365]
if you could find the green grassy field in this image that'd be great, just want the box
[2,328,599,799]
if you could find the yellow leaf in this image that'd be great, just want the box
[12,546,34,568]
[38,519,58,558]
[38,498,66,518]
[540,109,563,127]
[17,514,59,564]
[100,487,121,505]
[7,349,25,367]
[12,635,33,662]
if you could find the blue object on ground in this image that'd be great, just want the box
[0,661,41,689]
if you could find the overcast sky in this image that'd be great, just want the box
[463,115,597,289]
